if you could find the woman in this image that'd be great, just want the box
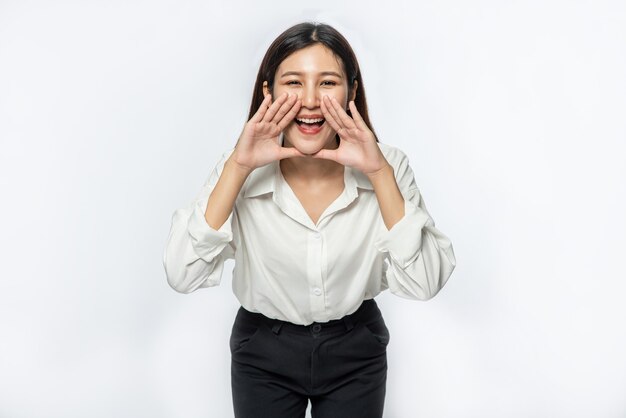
[163,22,456,418]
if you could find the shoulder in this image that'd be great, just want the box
[376,141,419,195]
[212,147,237,174]
[201,147,237,187]
[217,147,236,166]
[376,141,411,170]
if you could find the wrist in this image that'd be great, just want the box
[226,154,254,177]
[365,162,393,179]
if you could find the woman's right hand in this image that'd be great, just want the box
[231,92,305,172]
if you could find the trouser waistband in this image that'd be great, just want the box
[238,298,380,335]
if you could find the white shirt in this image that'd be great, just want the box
[163,136,456,325]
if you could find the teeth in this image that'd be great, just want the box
[297,117,324,123]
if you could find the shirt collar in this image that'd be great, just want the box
[243,133,374,199]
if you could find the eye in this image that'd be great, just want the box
[322,81,337,86]
[286,80,301,85]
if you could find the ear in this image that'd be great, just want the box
[349,79,358,102]
[262,81,270,97]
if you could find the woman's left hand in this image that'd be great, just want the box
[312,96,389,176]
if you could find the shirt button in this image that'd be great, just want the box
[313,233,321,240]
[313,288,322,296]
[312,324,322,332]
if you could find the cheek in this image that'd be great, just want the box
[326,91,348,106]
[271,86,286,97]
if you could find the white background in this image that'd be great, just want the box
[1,1,625,417]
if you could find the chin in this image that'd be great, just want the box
[285,126,335,155]
[299,138,335,156]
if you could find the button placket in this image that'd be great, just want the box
[307,230,326,321]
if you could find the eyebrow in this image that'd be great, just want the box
[280,71,343,78]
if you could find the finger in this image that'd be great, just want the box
[250,94,272,123]
[321,96,343,133]
[271,94,298,126]
[277,98,302,131]
[261,92,289,123]
[324,96,344,129]
[330,96,357,130]
[349,100,367,130]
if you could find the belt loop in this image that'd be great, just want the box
[271,322,283,334]
[342,315,354,331]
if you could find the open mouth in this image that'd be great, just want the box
[295,117,325,128]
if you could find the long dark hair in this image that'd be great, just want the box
[248,22,378,144]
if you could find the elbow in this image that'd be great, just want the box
[165,267,215,294]
[162,207,227,294]
[162,250,200,294]
[397,284,440,301]
[420,262,455,301]
[411,243,456,301]
[420,286,442,301]
[163,254,223,294]
[164,263,197,294]
[166,274,197,294]
[388,261,452,301]
[388,272,437,301]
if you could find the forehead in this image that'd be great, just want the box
[276,43,344,76]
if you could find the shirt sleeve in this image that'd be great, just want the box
[373,150,456,301]
[163,149,238,294]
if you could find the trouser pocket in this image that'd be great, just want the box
[361,316,390,347]
[230,310,263,354]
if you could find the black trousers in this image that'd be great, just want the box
[230,298,390,418]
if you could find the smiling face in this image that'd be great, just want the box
[263,43,357,155]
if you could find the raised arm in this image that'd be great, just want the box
[373,149,457,300]
[163,150,245,293]
[163,92,306,294]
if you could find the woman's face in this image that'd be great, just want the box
[263,43,357,155]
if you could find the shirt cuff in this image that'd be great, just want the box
[186,195,234,263]
[374,197,433,269]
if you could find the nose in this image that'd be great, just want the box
[300,83,319,108]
